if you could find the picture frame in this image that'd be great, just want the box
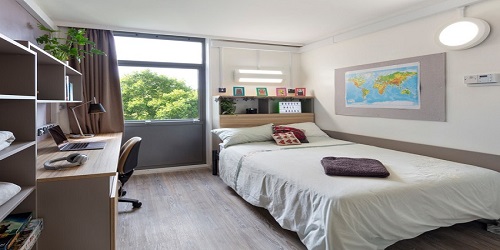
[276,87,287,97]
[256,87,268,96]
[295,88,306,96]
[233,86,245,96]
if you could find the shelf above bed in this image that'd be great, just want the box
[219,113,314,128]
[213,95,315,128]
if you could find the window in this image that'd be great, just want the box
[114,32,205,121]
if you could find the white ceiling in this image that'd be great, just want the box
[33,0,476,46]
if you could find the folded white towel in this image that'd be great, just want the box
[0,182,21,206]
[0,131,15,151]
[0,131,15,143]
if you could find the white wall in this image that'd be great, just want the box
[300,0,500,155]
[207,43,301,154]
[209,45,302,97]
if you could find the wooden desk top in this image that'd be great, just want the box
[36,133,122,182]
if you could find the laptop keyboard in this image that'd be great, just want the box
[68,143,89,150]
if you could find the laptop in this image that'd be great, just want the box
[48,125,106,151]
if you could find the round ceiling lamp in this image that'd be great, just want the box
[436,17,490,50]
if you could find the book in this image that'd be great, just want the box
[64,76,70,101]
[68,82,73,101]
[10,219,43,250]
[0,212,32,250]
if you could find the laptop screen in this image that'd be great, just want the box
[48,125,69,146]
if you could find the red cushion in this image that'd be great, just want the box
[272,132,301,146]
[273,126,309,143]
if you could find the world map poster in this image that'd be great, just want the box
[345,62,420,109]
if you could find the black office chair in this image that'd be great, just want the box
[118,136,142,208]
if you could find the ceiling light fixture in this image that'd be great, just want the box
[436,7,490,50]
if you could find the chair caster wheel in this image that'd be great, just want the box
[132,202,142,208]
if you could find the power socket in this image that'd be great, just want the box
[218,87,226,93]
[464,75,478,84]
[36,124,56,136]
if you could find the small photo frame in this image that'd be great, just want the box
[233,86,245,96]
[295,88,306,96]
[256,87,268,96]
[276,87,287,97]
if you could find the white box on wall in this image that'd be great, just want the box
[279,102,301,113]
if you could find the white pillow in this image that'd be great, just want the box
[284,122,329,137]
[0,182,21,206]
[212,123,274,148]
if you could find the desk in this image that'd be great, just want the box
[36,133,122,250]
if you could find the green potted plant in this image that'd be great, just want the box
[218,97,236,115]
[36,24,106,62]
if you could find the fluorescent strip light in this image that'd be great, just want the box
[238,78,283,83]
[234,68,285,83]
[237,69,283,75]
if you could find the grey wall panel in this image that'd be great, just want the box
[335,53,446,121]
[123,122,206,169]
[326,130,500,172]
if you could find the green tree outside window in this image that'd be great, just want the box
[120,70,198,120]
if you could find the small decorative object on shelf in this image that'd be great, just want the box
[276,87,287,97]
[279,102,302,113]
[256,87,268,96]
[233,86,245,96]
[295,88,306,96]
[246,108,258,114]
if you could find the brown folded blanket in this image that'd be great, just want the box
[321,156,390,178]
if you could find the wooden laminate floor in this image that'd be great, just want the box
[117,168,500,250]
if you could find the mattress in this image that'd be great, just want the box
[218,137,500,249]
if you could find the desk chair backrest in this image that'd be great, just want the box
[118,137,142,175]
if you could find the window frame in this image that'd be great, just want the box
[114,31,206,124]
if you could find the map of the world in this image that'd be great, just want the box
[345,62,420,109]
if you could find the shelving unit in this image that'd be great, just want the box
[17,41,83,102]
[0,33,37,222]
[213,95,315,128]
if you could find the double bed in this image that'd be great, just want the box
[212,122,500,249]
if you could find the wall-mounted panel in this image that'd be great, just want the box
[335,53,445,121]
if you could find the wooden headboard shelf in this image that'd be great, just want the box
[219,113,314,128]
[213,95,315,128]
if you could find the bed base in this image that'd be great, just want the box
[212,150,219,175]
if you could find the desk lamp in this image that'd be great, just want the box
[70,97,106,138]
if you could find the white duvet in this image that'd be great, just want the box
[218,137,500,249]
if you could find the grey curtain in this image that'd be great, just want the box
[68,29,124,134]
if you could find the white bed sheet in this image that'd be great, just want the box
[218,137,500,250]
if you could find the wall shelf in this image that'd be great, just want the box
[0,95,36,100]
[213,95,315,128]
[17,41,83,102]
[36,100,82,104]
[0,187,35,220]
[0,33,37,223]
[0,141,36,161]
[214,95,314,114]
